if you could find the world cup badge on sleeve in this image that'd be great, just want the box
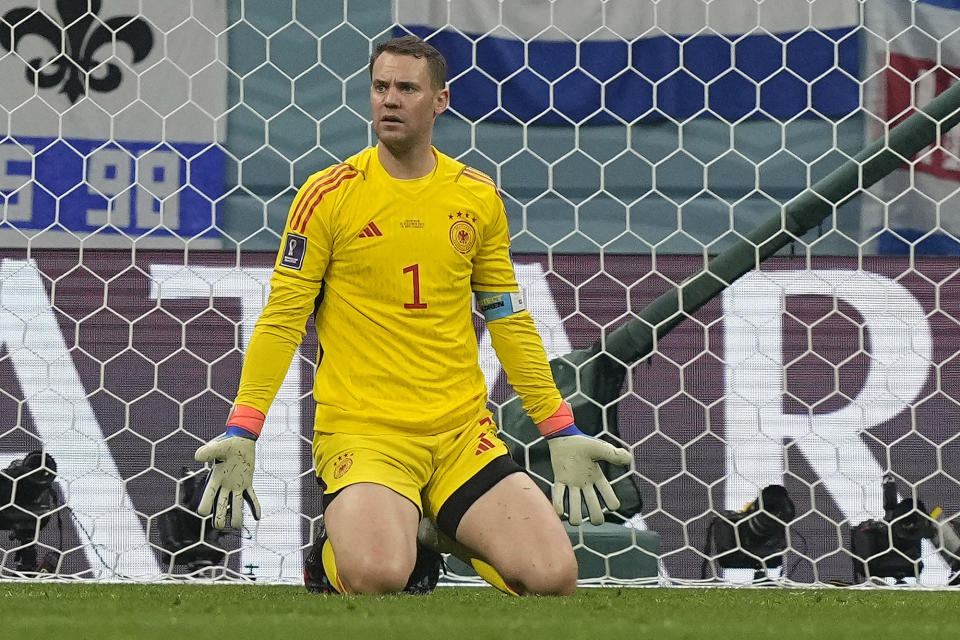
[280,232,307,270]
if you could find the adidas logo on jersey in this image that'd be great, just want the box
[475,433,496,455]
[358,221,383,238]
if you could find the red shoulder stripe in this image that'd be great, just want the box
[296,170,359,232]
[462,168,497,188]
[462,168,504,206]
[290,164,350,231]
[291,164,351,231]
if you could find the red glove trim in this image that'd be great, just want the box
[226,404,266,437]
[536,401,574,437]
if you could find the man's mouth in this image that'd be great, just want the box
[381,115,403,123]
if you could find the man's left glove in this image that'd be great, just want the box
[195,405,265,529]
[538,402,633,526]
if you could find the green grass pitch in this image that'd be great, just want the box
[3,583,960,640]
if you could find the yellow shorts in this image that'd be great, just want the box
[313,410,522,538]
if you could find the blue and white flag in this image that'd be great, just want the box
[395,0,860,124]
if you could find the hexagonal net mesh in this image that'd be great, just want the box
[0,0,959,586]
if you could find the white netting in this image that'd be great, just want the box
[0,0,959,586]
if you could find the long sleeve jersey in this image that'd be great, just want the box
[234,146,562,436]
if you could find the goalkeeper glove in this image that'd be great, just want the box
[539,403,633,526]
[194,405,264,530]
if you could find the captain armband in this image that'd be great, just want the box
[475,289,527,321]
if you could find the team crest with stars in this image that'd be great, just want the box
[449,211,477,253]
[333,452,353,479]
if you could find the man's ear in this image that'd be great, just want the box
[434,87,450,117]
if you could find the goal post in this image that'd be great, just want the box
[1,0,960,587]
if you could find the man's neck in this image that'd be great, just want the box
[377,142,436,180]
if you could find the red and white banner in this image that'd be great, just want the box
[863,0,960,252]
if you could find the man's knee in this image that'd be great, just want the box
[508,547,578,596]
[452,471,580,595]
[337,549,415,594]
[323,483,421,594]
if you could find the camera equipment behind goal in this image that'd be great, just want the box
[0,450,63,573]
[702,484,796,580]
[156,466,233,573]
[850,474,936,583]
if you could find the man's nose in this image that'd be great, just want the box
[382,85,400,106]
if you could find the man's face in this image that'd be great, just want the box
[370,52,448,152]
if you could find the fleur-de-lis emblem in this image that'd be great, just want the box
[0,0,153,103]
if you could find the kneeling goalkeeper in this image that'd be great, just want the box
[194,35,632,595]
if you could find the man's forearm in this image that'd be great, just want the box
[234,272,318,415]
[234,324,302,415]
[487,310,562,423]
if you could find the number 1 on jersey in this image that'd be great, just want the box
[403,264,428,309]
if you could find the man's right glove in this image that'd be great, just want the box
[538,402,633,526]
[194,405,265,529]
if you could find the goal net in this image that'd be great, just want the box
[0,0,958,587]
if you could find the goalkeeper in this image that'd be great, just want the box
[194,35,632,595]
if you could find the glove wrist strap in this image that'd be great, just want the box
[226,404,265,437]
[545,424,584,439]
[536,401,575,437]
[225,425,258,440]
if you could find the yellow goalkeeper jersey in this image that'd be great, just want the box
[235,146,561,436]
